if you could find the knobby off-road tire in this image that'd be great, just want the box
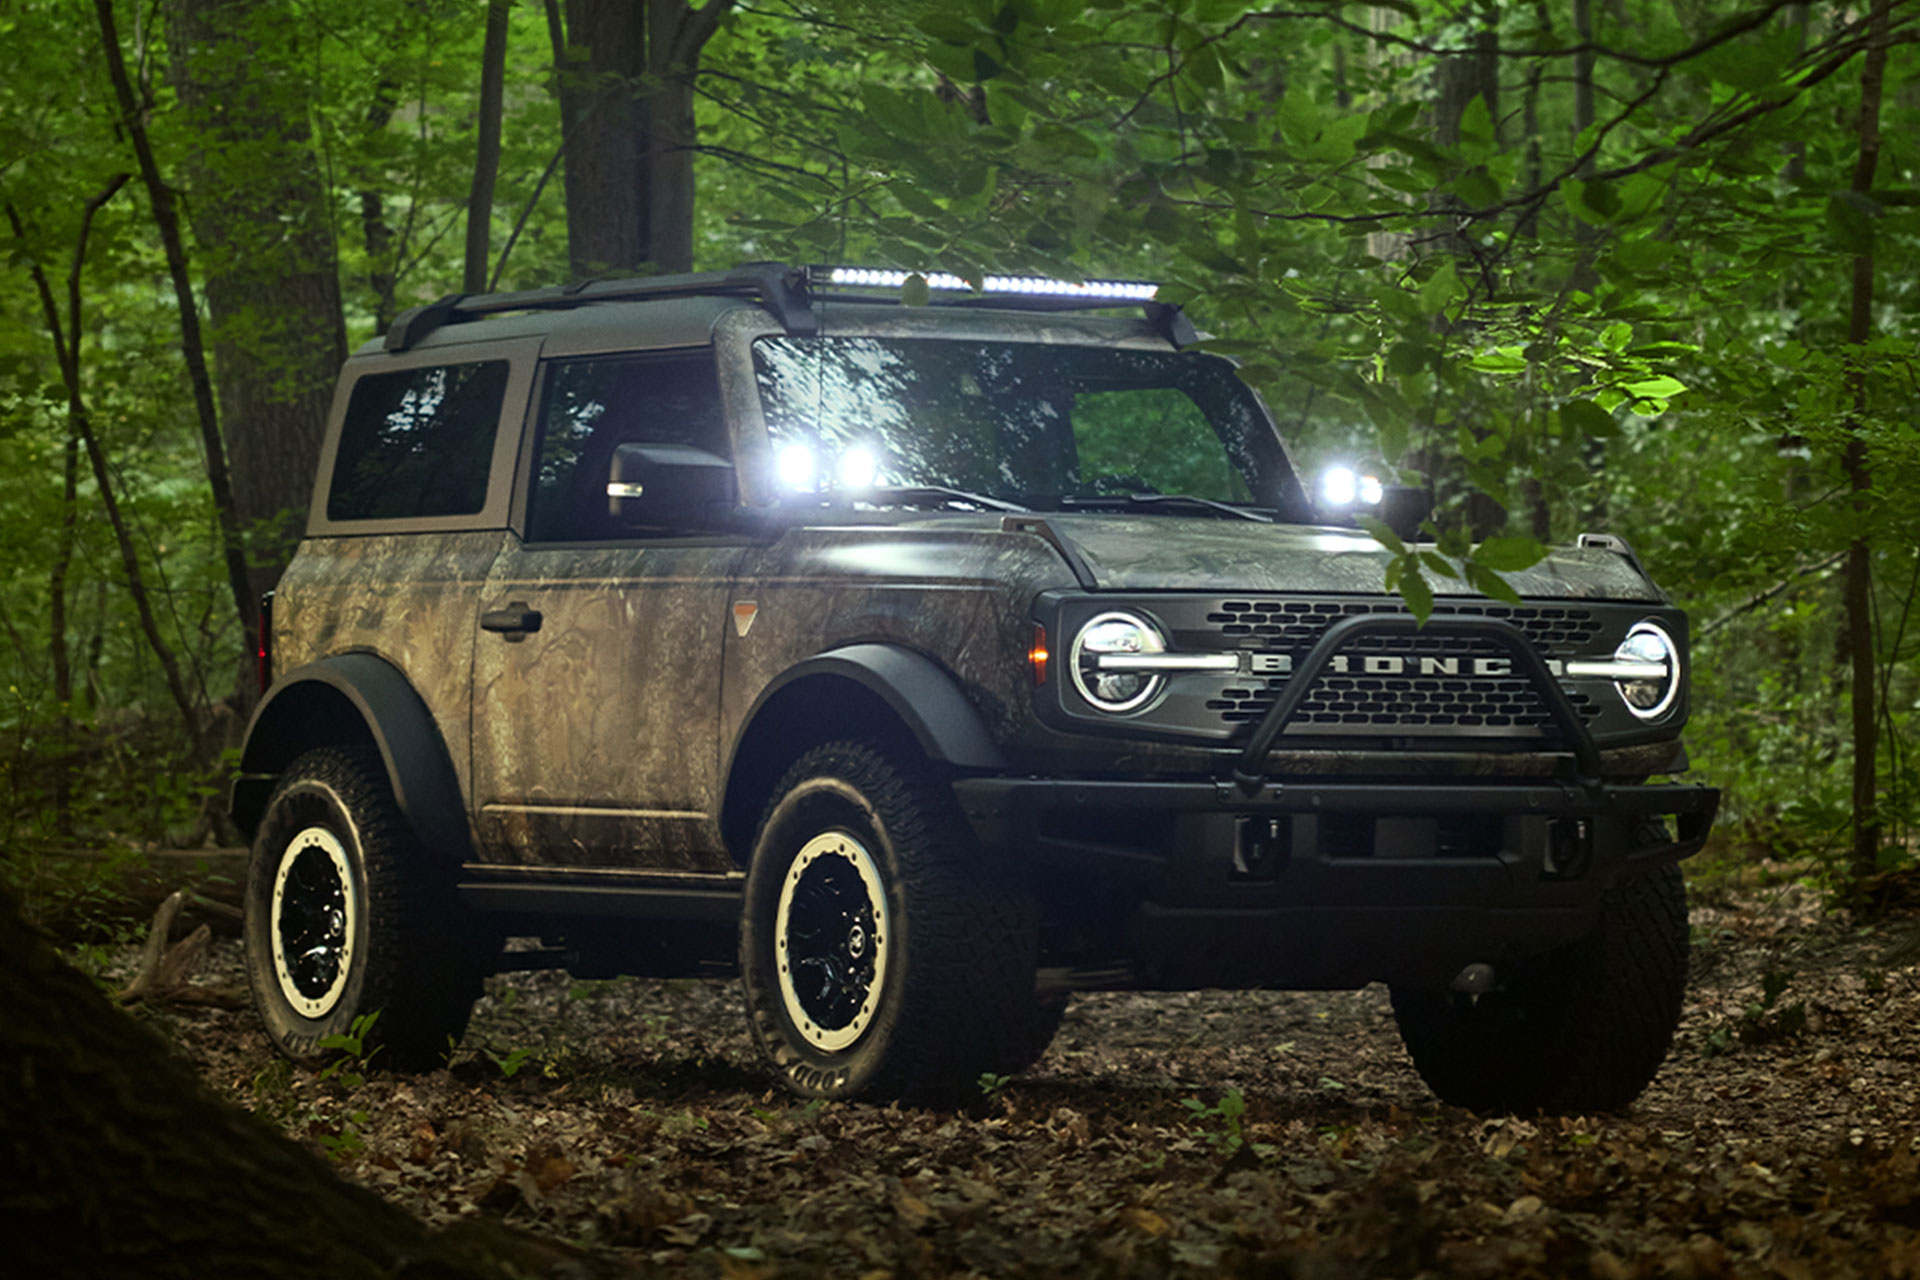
[739,741,1042,1104]
[243,747,486,1072]
[1389,857,1689,1114]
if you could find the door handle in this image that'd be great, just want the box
[480,603,543,637]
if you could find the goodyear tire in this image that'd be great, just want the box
[1389,857,1689,1114]
[739,741,1040,1103]
[243,747,485,1072]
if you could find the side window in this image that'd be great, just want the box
[526,353,727,541]
[327,361,509,521]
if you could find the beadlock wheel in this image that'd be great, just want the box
[269,825,359,1018]
[774,832,891,1052]
[738,740,1043,1103]
[243,746,488,1071]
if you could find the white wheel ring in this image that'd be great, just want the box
[774,831,891,1052]
[269,825,359,1018]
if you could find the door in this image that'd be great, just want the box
[469,351,744,871]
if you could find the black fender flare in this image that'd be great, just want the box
[720,644,1009,858]
[230,653,473,862]
[734,643,1009,774]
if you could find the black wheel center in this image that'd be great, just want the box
[786,857,879,1031]
[279,845,348,998]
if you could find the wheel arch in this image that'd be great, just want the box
[719,644,1008,864]
[230,653,473,862]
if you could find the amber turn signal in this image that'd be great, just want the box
[1028,624,1049,686]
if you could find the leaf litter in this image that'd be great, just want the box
[126,873,1920,1278]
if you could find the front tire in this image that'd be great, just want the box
[739,742,1040,1103]
[1389,858,1690,1114]
[243,747,485,1071]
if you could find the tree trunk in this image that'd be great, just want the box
[360,78,403,334]
[547,0,732,277]
[553,0,649,277]
[1844,0,1891,886]
[164,0,348,595]
[0,888,510,1278]
[465,1,512,294]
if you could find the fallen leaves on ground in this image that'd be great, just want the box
[123,871,1920,1279]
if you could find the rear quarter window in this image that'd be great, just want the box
[327,361,510,520]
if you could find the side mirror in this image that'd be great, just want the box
[607,443,736,530]
[1378,485,1432,541]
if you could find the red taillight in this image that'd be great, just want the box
[1028,624,1049,686]
[257,590,275,694]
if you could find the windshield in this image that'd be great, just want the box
[752,336,1307,517]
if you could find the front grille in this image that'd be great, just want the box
[1193,600,1602,654]
[1187,602,1602,739]
[1048,592,1677,748]
[1208,672,1599,730]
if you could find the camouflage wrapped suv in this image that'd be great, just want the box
[232,264,1718,1110]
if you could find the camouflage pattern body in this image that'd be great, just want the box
[1035,516,1661,600]
[470,539,746,872]
[718,521,1074,769]
[271,530,507,810]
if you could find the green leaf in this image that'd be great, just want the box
[1314,111,1369,163]
[917,14,982,43]
[1470,347,1528,374]
[1399,568,1434,623]
[1359,515,1406,556]
[1278,90,1322,151]
[1563,178,1620,227]
[1473,535,1546,572]
[1450,170,1501,207]
[1464,561,1523,606]
[1559,398,1620,440]
[1611,238,1677,275]
[900,273,931,307]
[1418,260,1463,314]
[1618,374,1687,400]
[1457,94,1494,145]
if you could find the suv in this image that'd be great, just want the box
[232,264,1718,1110]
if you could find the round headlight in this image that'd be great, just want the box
[1615,621,1679,720]
[1070,612,1167,713]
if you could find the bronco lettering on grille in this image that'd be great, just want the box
[1248,653,1531,678]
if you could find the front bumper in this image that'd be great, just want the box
[954,774,1719,991]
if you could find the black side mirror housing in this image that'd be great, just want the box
[1379,485,1432,542]
[608,443,736,530]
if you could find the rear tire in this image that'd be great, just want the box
[739,741,1039,1103]
[1390,858,1689,1114]
[243,747,486,1072]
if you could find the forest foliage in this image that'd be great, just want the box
[1,0,1916,904]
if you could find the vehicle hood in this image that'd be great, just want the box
[1034,515,1664,601]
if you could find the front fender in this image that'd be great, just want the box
[736,643,1009,774]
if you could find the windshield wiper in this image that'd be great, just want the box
[1059,492,1271,523]
[851,484,1030,514]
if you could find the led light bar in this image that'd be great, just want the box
[819,265,1158,301]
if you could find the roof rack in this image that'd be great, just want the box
[383,261,1194,352]
[384,263,816,352]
